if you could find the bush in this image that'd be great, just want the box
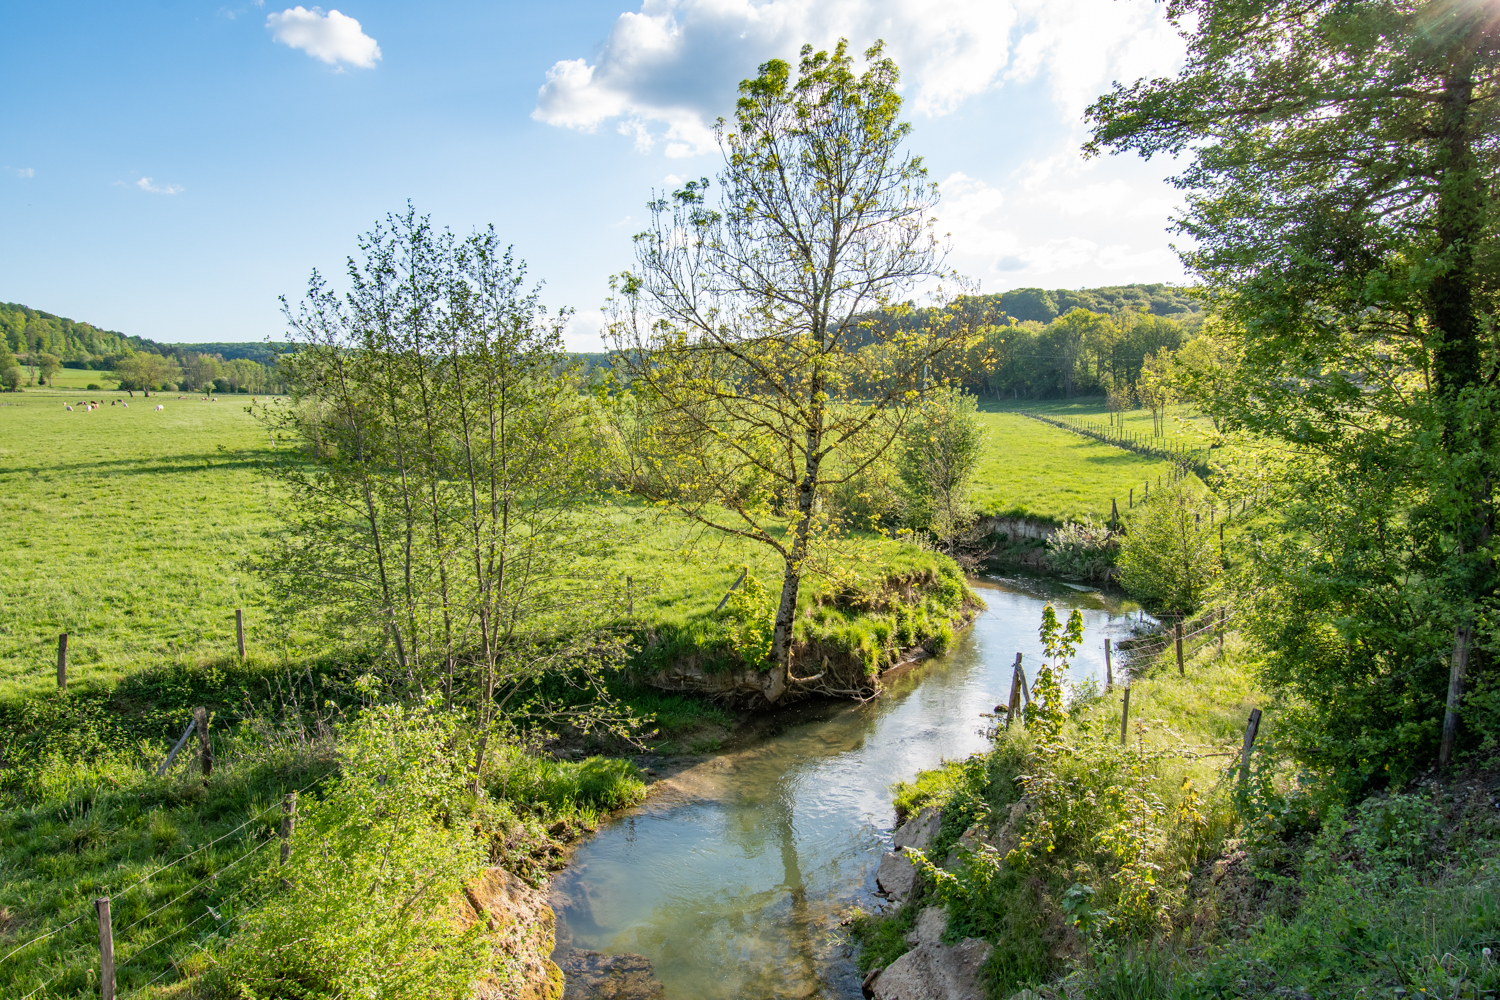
[1046,517,1117,582]
[85,383,101,391]
[1116,477,1219,614]
[212,708,490,1000]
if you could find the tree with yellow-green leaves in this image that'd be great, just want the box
[606,40,976,703]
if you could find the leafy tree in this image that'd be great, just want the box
[898,387,983,545]
[0,351,18,392]
[269,208,633,769]
[1116,478,1219,615]
[110,351,179,395]
[1089,0,1500,771]
[607,41,971,703]
[36,352,60,386]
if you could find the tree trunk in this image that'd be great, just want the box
[1431,63,1493,765]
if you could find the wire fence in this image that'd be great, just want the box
[0,763,337,998]
[1116,607,1239,669]
[1019,409,1215,477]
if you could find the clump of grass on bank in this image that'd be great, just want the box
[851,633,1265,996]
[854,630,1500,1000]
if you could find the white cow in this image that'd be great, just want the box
[154,404,165,411]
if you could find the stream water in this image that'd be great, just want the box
[550,575,1144,1000]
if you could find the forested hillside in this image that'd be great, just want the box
[0,302,149,360]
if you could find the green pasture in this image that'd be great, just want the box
[970,406,1182,525]
[0,388,946,701]
[1002,396,1219,453]
[0,388,279,699]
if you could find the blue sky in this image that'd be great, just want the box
[0,1,1188,350]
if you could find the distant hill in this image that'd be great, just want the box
[0,302,291,366]
[167,342,289,365]
[988,283,1202,325]
[0,302,155,361]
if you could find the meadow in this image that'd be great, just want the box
[0,386,966,701]
[970,404,1184,525]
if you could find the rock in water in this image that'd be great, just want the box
[559,949,666,1000]
[875,848,919,901]
[870,937,993,1000]
[893,807,942,853]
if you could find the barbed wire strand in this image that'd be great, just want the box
[118,834,275,938]
[108,764,336,903]
[0,908,89,966]
[115,907,216,975]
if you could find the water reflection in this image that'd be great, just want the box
[550,577,1143,999]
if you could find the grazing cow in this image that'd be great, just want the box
[65,405,72,411]
[154,404,164,411]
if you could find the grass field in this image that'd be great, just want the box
[0,387,279,699]
[1001,396,1219,453]
[0,387,948,700]
[969,404,1183,524]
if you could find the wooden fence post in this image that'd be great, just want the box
[1104,638,1113,691]
[715,567,749,612]
[280,791,298,865]
[1121,684,1131,746]
[155,718,198,776]
[1006,653,1023,725]
[626,576,633,616]
[1129,487,1134,509]
[57,633,68,690]
[97,896,115,1000]
[235,609,245,660]
[194,706,212,779]
[1175,621,1185,675]
[1218,608,1226,657]
[1240,708,1262,781]
[1111,497,1119,529]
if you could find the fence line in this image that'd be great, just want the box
[1018,409,1215,477]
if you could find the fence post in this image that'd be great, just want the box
[1104,638,1113,691]
[1120,684,1131,746]
[235,609,245,660]
[1219,523,1225,564]
[1218,608,1226,657]
[715,567,749,612]
[1110,497,1119,529]
[1129,487,1133,509]
[1006,653,1022,725]
[1239,708,1262,782]
[156,718,197,776]
[194,706,212,779]
[1175,621,1185,675]
[626,576,634,616]
[57,632,68,690]
[280,791,298,865]
[97,896,115,1000]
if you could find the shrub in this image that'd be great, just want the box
[1045,517,1117,582]
[212,708,490,1000]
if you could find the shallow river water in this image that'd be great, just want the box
[550,575,1144,999]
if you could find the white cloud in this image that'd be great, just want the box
[267,6,380,69]
[136,177,184,195]
[936,152,1187,292]
[12,167,34,179]
[533,0,1184,156]
[564,309,608,352]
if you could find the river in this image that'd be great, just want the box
[549,575,1144,999]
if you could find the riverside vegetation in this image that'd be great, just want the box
[0,42,988,998]
[10,7,1500,997]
